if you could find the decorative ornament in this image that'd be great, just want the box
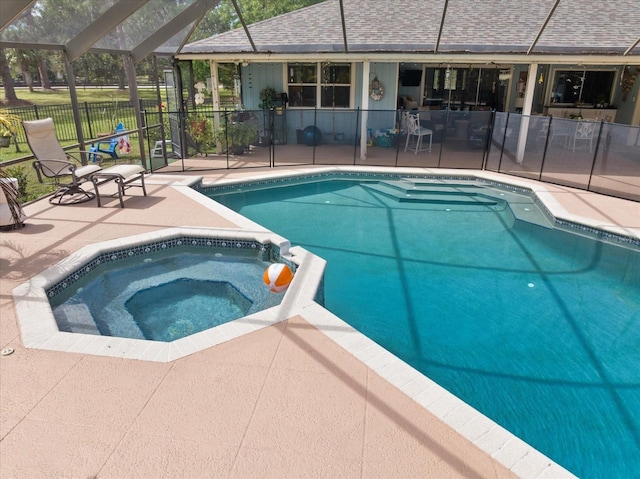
[369,75,384,101]
[194,81,206,105]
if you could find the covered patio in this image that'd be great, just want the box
[2,0,639,170]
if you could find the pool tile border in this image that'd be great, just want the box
[200,167,639,249]
[44,236,282,300]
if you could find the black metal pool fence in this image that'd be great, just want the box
[7,100,159,144]
[5,102,640,202]
[164,106,639,202]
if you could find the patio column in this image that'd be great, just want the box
[360,61,370,160]
[151,55,168,166]
[516,63,538,164]
[63,53,87,164]
[209,60,221,137]
[123,55,148,170]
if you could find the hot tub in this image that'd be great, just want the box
[13,227,326,361]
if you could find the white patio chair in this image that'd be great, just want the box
[571,121,597,152]
[403,112,433,154]
[540,120,572,148]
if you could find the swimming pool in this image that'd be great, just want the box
[205,174,640,479]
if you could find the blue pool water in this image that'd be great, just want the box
[125,278,253,341]
[51,249,283,342]
[208,178,640,479]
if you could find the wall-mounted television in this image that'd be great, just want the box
[401,69,422,86]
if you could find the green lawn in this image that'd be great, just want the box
[1,88,170,201]
[1,86,233,202]
[9,87,162,106]
[8,86,232,106]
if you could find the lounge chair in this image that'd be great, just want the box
[24,118,103,205]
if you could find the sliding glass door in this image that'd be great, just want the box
[422,66,509,111]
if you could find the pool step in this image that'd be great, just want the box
[387,179,555,229]
[399,178,483,190]
[378,180,495,201]
[365,181,499,206]
[53,303,101,335]
[367,180,555,228]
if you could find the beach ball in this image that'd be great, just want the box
[263,263,294,293]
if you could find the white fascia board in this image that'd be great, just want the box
[175,52,640,66]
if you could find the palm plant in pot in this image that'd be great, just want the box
[215,117,257,155]
[0,109,20,149]
[259,87,279,145]
[188,114,215,154]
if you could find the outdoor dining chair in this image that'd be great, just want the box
[403,112,433,154]
[24,118,103,205]
[571,121,597,152]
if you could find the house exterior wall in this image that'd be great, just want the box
[240,61,398,111]
[236,60,639,126]
[365,62,398,111]
[615,66,640,126]
[241,63,285,110]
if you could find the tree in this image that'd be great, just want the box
[0,50,18,103]
[192,0,324,41]
[37,54,52,89]
[189,0,324,89]
[15,50,38,92]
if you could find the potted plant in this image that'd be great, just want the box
[0,110,20,148]
[188,115,215,154]
[0,131,10,148]
[259,87,278,110]
[215,119,257,155]
[595,95,608,109]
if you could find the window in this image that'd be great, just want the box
[287,62,352,108]
[444,69,458,91]
[551,70,616,105]
[287,63,316,107]
[424,67,505,110]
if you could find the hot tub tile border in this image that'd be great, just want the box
[44,235,286,300]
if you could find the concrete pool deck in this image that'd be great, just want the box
[1,166,638,478]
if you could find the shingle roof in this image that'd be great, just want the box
[181,0,640,57]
